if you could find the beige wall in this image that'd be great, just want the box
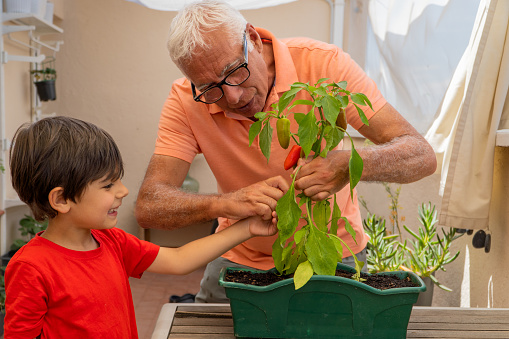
[1,0,506,308]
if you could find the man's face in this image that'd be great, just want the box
[182,29,269,118]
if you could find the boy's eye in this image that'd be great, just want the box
[103,183,114,189]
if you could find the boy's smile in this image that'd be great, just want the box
[70,176,129,230]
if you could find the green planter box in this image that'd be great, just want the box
[219,263,426,339]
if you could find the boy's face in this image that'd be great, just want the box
[69,176,129,230]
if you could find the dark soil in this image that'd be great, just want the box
[225,269,420,290]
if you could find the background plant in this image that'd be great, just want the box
[30,67,57,82]
[249,79,372,289]
[11,215,48,252]
[361,186,463,291]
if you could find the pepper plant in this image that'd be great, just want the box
[249,79,373,289]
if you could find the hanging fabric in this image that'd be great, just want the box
[425,0,509,230]
[124,0,297,11]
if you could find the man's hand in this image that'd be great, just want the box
[221,176,289,220]
[294,151,350,201]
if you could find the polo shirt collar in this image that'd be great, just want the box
[206,27,299,117]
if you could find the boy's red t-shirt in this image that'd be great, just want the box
[4,228,160,339]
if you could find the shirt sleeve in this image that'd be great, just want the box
[4,261,48,338]
[110,228,160,279]
[330,49,387,130]
[154,78,201,163]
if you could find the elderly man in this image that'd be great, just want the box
[135,0,437,303]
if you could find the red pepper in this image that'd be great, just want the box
[284,145,302,170]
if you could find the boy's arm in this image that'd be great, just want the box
[145,213,277,275]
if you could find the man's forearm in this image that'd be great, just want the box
[359,134,437,184]
[135,184,222,230]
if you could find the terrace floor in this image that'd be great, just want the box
[129,266,206,339]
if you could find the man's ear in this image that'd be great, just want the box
[48,187,71,214]
[246,23,262,51]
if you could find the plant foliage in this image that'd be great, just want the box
[11,215,48,252]
[249,79,372,288]
[361,187,463,291]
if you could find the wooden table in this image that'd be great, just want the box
[151,303,509,339]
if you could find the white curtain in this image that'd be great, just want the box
[365,0,480,134]
[425,0,509,229]
[124,0,297,11]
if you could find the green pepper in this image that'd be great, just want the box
[276,117,291,149]
[336,108,347,130]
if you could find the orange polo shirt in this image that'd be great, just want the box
[154,28,387,270]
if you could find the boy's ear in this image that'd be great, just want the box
[48,187,71,214]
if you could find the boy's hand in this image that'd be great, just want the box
[247,211,278,237]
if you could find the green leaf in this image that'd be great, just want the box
[335,81,347,90]
[294,228,307,244]
[272,236,284,272]
[321,95,341,126]
[248,120,262,147]
[338,95,349,108]
[259,122,273,162]
[330,196,341,235]
[275,184,302,246]
[278,91,297,112]
[321,125,343,157]
[353,104,370,126]
[314,86,328,97]
[330,236,344,259]
[297,111,318,157]
[294,260,314,290]
[293,112,306,124]
[348,144,363,197]
[305,227,337,276]
[312,200,330,232]
[254,111,268,120]
[351,93,373,110]
[290,99,315,108]
[342,217,357,244]
[317,78,330,85]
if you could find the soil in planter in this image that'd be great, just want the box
[225,269,420,290]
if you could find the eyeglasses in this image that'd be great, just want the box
[191,32,250,104]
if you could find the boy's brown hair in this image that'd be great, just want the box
[10,117,124,221]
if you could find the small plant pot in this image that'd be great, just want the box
[1,250,17,268]
[5,0,32,13]
[219,263,426,339]
[34,80,56,101]
[414,275,434,306]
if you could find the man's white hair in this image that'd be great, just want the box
[167,0,249,67]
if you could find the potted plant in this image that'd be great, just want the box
[1,215,48,267]
[31,67,57,101]
[219,79,426,338]
[361,184,463,306]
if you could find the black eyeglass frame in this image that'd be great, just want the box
[191,32,250,104]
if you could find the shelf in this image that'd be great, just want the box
[2,13,63,35]
[496,129,509,147]
[4,198,25,209]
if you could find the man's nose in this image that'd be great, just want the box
[222,85,243,105]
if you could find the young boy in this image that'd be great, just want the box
[4,116,278,338]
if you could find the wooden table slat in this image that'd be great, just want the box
[171,325,234,334]
[406,329,509,338]
[152,304,509,339]
[169,334,235,338]
[408,322,509,330]
[172,317,233,326]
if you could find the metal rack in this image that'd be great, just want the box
[0,11,63,254]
